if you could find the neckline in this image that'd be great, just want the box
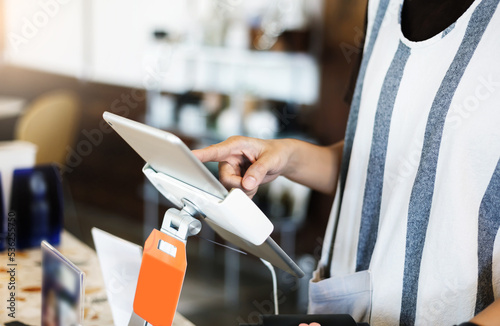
[398,0,482,48]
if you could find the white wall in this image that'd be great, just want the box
[4,0,85,77]
[2,0,319,104]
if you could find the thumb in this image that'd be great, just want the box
[242,156,274,191]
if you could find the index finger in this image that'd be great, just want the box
[192,142,234,163]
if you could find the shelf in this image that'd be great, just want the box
[93,44,319,105]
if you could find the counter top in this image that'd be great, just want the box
[0,230,194,326]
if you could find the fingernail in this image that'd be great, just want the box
[243,176,257,190]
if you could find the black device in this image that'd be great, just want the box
[239,314,369,326]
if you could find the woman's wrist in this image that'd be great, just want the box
[278,138,301,179]
[276,139,340,194]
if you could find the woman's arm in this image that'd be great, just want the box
[192,136,343,198]
[469,298,500,326]
[283,138,343,195]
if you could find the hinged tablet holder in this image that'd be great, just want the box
[133,164,278,326]
[132,213,194,326]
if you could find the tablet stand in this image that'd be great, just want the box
[132,202,202,326]
[131,164,303,325]
[132,204,284,326]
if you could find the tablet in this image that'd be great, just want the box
[103,112,304,278]
[103,112,227,199]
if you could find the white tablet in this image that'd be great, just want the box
[103,112,304,278]
[103,111,227,199]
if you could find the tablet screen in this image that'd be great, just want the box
[103,112,228,200]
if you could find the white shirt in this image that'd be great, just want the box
[317,0,500,324]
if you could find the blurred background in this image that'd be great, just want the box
[0,0,366,325]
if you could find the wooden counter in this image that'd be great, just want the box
[0,231,194,326]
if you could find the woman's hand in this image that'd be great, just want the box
[192,136,294,198]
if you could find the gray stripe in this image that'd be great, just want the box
[475,157,500,314]
[326,0,392,276]
[400,0,500,324]
[340,0,391,197]
[356,41,411,272]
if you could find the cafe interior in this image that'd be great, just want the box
[0,0,366,325]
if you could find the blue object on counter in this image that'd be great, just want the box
[9,165,63,249]
[0,173,4,251]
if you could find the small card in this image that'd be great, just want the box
[41,241,85,326]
